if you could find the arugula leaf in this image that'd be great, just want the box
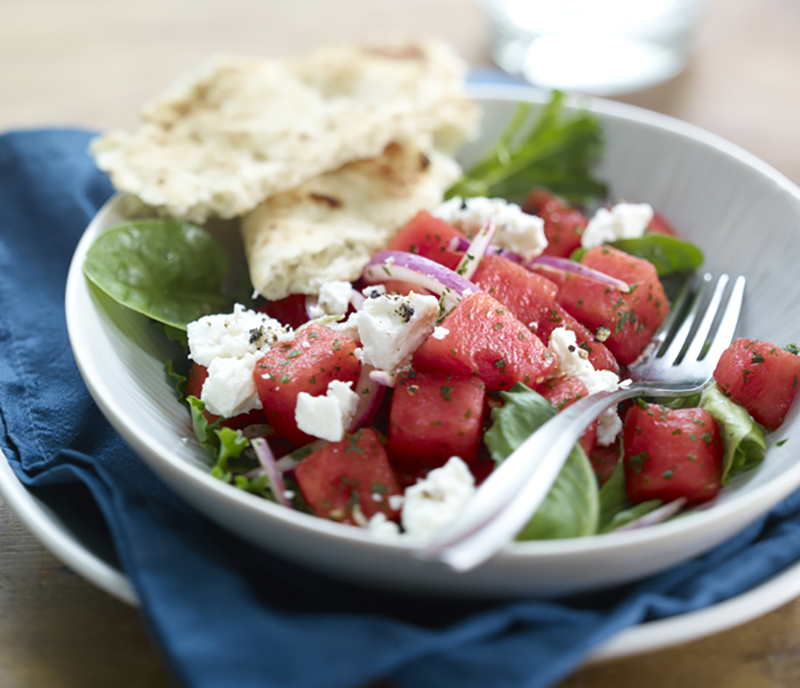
[447,92,607,206]
[83,219,232,330]
[699,385,766,484]
[571,233,704,277]
[484,383,599,540]
[234,474,275,501]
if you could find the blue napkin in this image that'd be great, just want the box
[3,128,800,688]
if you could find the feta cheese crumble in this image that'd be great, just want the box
[432,326,450,340]
[294,380,360,442]
[367,512,401,540]
[401,457,476,540]
[547,327,622,446]
[580,202,654,249]
[201,352,263,418]
[187,303,283,366]
[353,292,439,373]
[434,196,547,261]
[308,280,354,318]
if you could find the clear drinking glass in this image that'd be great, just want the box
[483,0,708,95]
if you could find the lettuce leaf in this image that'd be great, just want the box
[187,396,253,481]
[699,385,767,484]
[83,219,232,330]
[447,92,607,206]
[484,383,599,539]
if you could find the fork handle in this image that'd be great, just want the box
[418,383,651,571]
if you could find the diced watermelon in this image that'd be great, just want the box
[589,441,621,486]
[387,210,464,270]
[258,294,310,330]
[713,339,800,430]
[535,303,620,374]
[558,246,669,365]
[539,375,597,455]
[253,324,361,445]
[413,292,557,391]
[647,211,677,236]
[522,188,588,258]
[472,254,557,330]
[623,403,723,506]
[294,428,402,525]
[388,371,485,471]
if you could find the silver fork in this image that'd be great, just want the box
[418,272,746,572]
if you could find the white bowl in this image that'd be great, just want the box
[66,86,800,597]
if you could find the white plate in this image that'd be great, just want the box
[65,86,800,597]
[2,443,799,664]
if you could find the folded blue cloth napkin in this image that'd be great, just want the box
[3,129,800,688]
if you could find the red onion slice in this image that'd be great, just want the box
[530,256,631,293]
[348,364,386,432]
[369,370,397,388]
[455,221,496,281]
[613,497,687,532]
[362,251,477,311]
[275,439,328,472]
[251,438,293,508]
[449,236,522,264]
[305,295,321,320]
[350,290,366,312]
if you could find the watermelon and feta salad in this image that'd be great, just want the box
[83,94,800,542]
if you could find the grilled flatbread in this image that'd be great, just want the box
[91,38,477,223]
[242,135,461,300]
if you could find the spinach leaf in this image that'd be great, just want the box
[447,92,607,206]
[699,385,766,484]
[83,219,232,330]
[571,233,704,277]
[484,383,599,539]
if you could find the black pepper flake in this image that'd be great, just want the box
[248,326,264,344]
[397,303,415,323]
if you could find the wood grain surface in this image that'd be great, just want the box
[2,0,800,686]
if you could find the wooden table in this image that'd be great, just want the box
[2,0,800,685]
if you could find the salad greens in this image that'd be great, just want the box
[699,385,766,484]
[485,383,599,539]
[83,218,233,330]
[597,461,662,533]
[570,233,705,277]
[446,91,607,206]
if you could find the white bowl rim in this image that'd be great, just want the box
[65,86,800,562]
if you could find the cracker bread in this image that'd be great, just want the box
[241,136,461,300]
[91,39,477,223]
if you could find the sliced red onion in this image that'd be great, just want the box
[251,438,292,508]
[530,256,631,293]
[614,497,688,532]
[348,364,386,432]
[305,295,322,320]
[275,439,328,472]
[362,251,477,312]
[350,290,366,312]
[369,370,397,388]
[449,236,522,264]
[455,221,497,281]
